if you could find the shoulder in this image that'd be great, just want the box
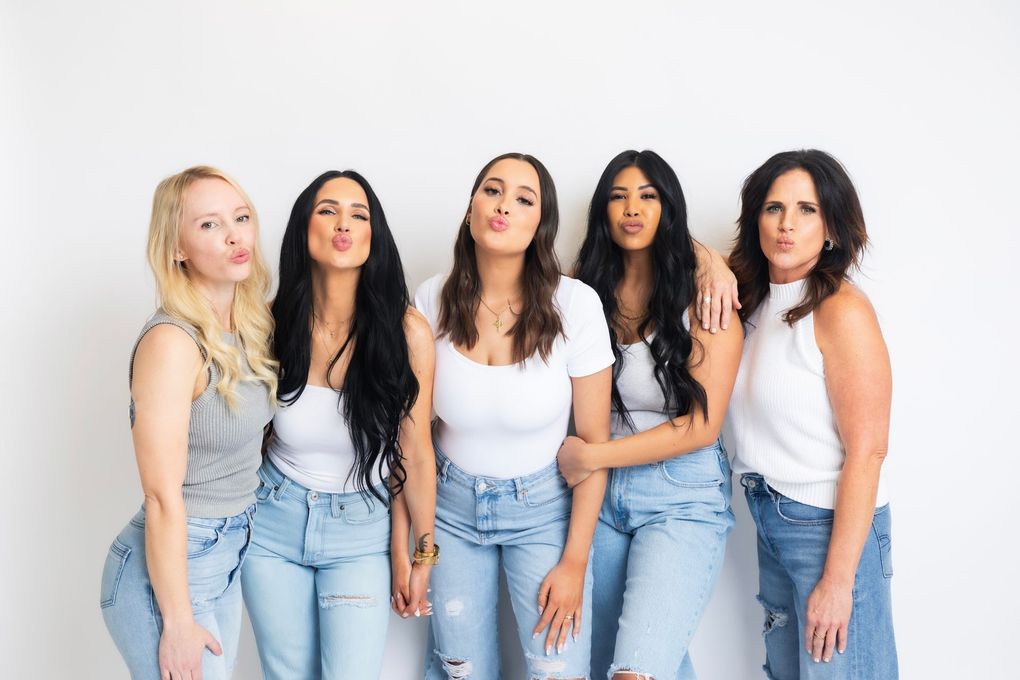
[413,273,448,328]
[403,306,435,352]
[814,282,879,333]
[813,282,883,353]
[132,322,204,386]
[556,275,603,317]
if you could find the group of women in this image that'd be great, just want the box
[99,148,898,680]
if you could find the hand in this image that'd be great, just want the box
[695,248,740,333]
[391,555,432,619]
[158,619,222,680]
[532,558,585,655]
[804,577,853,663]
[557,436,595,488]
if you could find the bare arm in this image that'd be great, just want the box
[533,366,612,654]
[391,309,438,618]
[804,285,891,663]
[693,240,740,331]
[131,325,222,678]
[557,310,743,486]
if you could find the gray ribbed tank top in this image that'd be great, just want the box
[129,310,274,518]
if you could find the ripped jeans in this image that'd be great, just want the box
[425,448,593,680]
[741,474,898,680]
[100,504,254,680]
[241,459,391,680]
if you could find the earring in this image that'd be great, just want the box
[465,215,471,226]
[824,239,834,251]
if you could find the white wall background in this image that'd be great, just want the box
[2,1,1017,677]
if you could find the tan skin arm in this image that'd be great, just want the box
[389,308,438,619]
[692,240,741,332]
[804,284,891,663]
[532,366,612,655]
[131,325,223,680]
[557,306,743,486]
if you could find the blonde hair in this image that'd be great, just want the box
[148,165,278,407]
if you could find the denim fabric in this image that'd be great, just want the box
[592,440,734,680]
[100,505,254,680]
[741,473,898,680]
[425,448,593,680]
[240,459,391,680]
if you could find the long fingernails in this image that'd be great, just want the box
[414,608,420,617]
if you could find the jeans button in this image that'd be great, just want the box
[477,481,487,492]
[310,491,319,501]
[748,479,757,488]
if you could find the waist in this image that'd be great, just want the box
[259,457,388,504]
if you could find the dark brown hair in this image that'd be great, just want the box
[730,149,868,325]
[438,152,564,363]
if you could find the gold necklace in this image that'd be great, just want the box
[478,295,518,333]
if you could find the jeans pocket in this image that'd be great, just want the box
[100,539,131,608]
[873,504,893,578]
[343,498,390,525]
[523,473,571,508]
[774,496,834,526]
[186,522,224,558]
[658,448,725,488]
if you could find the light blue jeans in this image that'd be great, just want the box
[741,473,898,680]
[592,440,734,680]
[100,505,254,680]
[240,459,391,680]
[425,448,593,680]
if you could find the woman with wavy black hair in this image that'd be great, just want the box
[729,150,897,679]
[241,170,436,679]
[415,153,614,679]
[557,149,744,680]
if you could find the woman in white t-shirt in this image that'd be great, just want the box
[415,153,614,679]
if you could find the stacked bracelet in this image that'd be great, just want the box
[413,543,440,565]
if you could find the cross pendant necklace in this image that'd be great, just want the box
[478,295,515,333]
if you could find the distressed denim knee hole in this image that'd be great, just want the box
[756,595,788,636]
[436,651,473,679]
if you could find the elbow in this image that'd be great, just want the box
[845,446,888,468]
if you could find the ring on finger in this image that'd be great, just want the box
[703,295,712,303]
[813,632,824,639]
[563,615,574,621]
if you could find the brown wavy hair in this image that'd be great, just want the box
[730,149,868,326]
[438,152,564,363]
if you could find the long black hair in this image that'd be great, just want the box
[272,170,418,503]
[730,149,868,325]
[574,150,707,431]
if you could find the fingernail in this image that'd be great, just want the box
[814,657,820,663]
[557,642,564,654]
[722,324,728,330]
[532,632,539,640]
[401,613,409,618]
[537,606,543,614]
[545,646,551,655]
[711,327,717,333]
[414,608,420,617]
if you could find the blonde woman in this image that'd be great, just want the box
[99,166,277,680]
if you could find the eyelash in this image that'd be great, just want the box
[483,186,534,206]
[609,193,658,201]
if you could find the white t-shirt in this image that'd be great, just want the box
[268,385,388,493]
[414,274,614,479]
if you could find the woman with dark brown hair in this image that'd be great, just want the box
[728,149,898,679]
[414,153,614,679]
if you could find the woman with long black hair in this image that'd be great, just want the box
[557,149,744,680]
[241,170,436,679]
[415,153,614,679]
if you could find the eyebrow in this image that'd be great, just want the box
[485,177,537,197]
[314,198,370,211]
[610,184,656,192]
[194,205,248,221]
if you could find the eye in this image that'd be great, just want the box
[800,205,817,214]
[609,193,625,201]
[200,221,217,230]
[317,208,336,216]
[353,213,369,221]
[764,204,782,214]
[236,214,250,223]
[516,196,534,207]
[641,192,658,201]
[483,186,500,196]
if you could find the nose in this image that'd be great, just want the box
[334,216,351,233]
[495,195,510,215]
[624,196,639,217]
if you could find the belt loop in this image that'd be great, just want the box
[438,457,450,483]
[274,475,291,501]
[331,493,342,518]
[514,477,526,501]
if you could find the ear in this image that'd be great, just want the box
[173,249,187,262]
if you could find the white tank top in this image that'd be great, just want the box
[268,384,388,493]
